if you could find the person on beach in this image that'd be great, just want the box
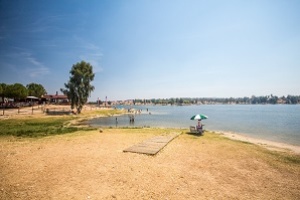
[196,120,202,131]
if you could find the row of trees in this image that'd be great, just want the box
[0,83,47,101]
[133,95,300,105]
[1,61,95,114]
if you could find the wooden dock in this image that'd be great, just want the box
[123,133,180,155]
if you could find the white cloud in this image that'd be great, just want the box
[73,36,101,50]
[26,56,50,77]
[84,43,100,50]
[73,36,104,73]
[5,47,50,78]
[27,14,72,33]
[25,66,50,78]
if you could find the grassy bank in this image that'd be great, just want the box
[0,108,125,137]
[201,131,300,166]
[0,117,95,137]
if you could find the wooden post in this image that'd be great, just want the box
[32,106,33,115]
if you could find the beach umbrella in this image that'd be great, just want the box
[190,114,208,120]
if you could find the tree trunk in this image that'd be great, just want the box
[77,106,82,114]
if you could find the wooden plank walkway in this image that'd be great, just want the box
[123,133,180,155]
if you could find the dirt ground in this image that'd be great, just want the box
[1,128,299,200]
[0,105,82,119]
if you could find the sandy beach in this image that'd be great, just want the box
[0,107,300,199]
[0,128,299,199]
[216,131,300,154]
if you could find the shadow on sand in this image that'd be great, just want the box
[186,131,205,137]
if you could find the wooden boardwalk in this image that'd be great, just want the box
[123,133,180,155]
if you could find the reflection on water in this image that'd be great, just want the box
[88,105,300,146]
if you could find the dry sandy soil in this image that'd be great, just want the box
[1,128,299,200]
[0,105,76,119]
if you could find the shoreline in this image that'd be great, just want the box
[215,130,300,154]
[1,105,299,155]
[87,122,300,155]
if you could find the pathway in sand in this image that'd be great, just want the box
[123,133,180,155]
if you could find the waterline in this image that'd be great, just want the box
[88,105,300,146]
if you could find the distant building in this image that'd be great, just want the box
[42,92,69,104]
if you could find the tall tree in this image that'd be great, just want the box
[6,83,28,101]
[0,83,5,103]
[61,61,95,114]
[0,84,3,98]
[26,83,47,98]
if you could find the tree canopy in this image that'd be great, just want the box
[0,82,48,102]
[61,61,95,114]
[26,83,47,98]
[131,95,300,105]
[0,83,4,96]
[6,83,28,100]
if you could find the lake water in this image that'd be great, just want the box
[88,105,300,146]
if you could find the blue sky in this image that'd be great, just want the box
[0,0,299,101]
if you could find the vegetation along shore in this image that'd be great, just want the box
[119,95,300,106]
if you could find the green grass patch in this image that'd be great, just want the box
[262,149,300,165]
[204,131,300,166]
[0,109,124,137]
[0,117,96,137]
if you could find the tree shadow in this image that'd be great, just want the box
[46,110,72,115]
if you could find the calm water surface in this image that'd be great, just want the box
[88,105,300,146]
